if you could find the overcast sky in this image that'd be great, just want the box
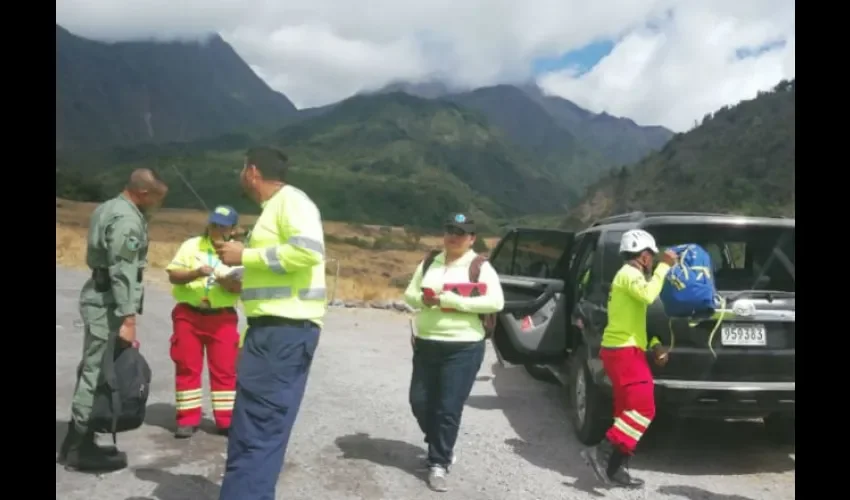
[56,0,794,132]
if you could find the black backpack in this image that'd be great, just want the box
[86,341,152,439]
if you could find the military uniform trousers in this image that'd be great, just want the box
[70,303,123,432]
[170,303,240,429]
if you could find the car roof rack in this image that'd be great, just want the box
[590,211,732,227]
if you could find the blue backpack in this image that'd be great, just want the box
[659,244,720,317]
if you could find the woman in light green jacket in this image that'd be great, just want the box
[403,213,504,493]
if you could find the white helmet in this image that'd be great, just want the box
[620,229,659,254]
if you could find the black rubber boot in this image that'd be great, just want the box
[606,449,645,489]
[63,424,128,472]
[580,439,615,485]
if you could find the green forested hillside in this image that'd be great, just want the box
[444,85,608,190]
[373,81,675,170]
[562,79,795,229]
[56,24,792,233]
[57,92,578,231]
[56,25,297,149]
[520,84,674,166]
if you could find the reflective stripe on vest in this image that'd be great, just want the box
[241,286,326,301]
[262,235,325,274]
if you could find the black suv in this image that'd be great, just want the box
[488,211,795,445]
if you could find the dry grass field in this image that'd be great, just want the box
[56,198,499,301]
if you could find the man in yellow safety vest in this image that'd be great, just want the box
[213,146,326,500]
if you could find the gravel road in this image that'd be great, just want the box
[56,266,795,500]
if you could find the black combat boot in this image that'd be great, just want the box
[58,421,118,463]
[606,449,644,489]
[61,423,128,472]
[580,439,616,485]
[57,420,79,463]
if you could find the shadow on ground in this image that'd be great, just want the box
[334,432,426,484]
[124,468,220,500]
[145,402,220,435]
[657,485,757,500]
[467,364,608,497]
[467,362,795,480]
[637,416,795,476]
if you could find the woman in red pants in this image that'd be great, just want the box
[581,229,677,488]
[165,205,243,438]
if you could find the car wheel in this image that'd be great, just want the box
[524,363,558,384]
[567,348,610,445]
[763,413,795,445]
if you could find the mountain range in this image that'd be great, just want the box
[56,25,299,150]
[55,24,793,231]
[59,91,582,230]
[55,26,671,164]
[561,79,795,228]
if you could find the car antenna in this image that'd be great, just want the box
[171,164,210,212]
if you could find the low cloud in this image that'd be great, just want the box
[57,0,795,131]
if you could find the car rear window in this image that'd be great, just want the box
[512,231,573,278]
[648,223,795,293]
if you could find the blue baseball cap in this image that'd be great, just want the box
[208,205,239,226]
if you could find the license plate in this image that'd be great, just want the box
[720,323,767,346]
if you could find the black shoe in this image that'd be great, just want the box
[580,439,615,485]
[606,449,644,489]
[64,428,127,472]
[216,427,229,437]
[174,426,197,439]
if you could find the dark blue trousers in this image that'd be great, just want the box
[409,338,485,468]
[218,320,320,500]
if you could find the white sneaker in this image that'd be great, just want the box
[428,465,448,492]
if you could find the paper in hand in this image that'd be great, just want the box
[224,266,244,280]
[214,266,244,281]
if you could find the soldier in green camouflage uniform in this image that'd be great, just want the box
[59,169,168,472]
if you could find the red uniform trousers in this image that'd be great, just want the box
[600,346,656,455]
[170,303,240,429]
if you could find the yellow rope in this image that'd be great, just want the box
[666,296,726,358]
[706,297,727,358]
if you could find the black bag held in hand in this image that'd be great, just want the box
[87,338,152,441]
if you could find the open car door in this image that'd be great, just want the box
[488,228,576,365]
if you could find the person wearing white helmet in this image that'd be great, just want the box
[581,229,677,488]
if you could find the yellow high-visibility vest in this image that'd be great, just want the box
[602,263,671,350]
[240,185,327,326]
[166,236,240,308]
